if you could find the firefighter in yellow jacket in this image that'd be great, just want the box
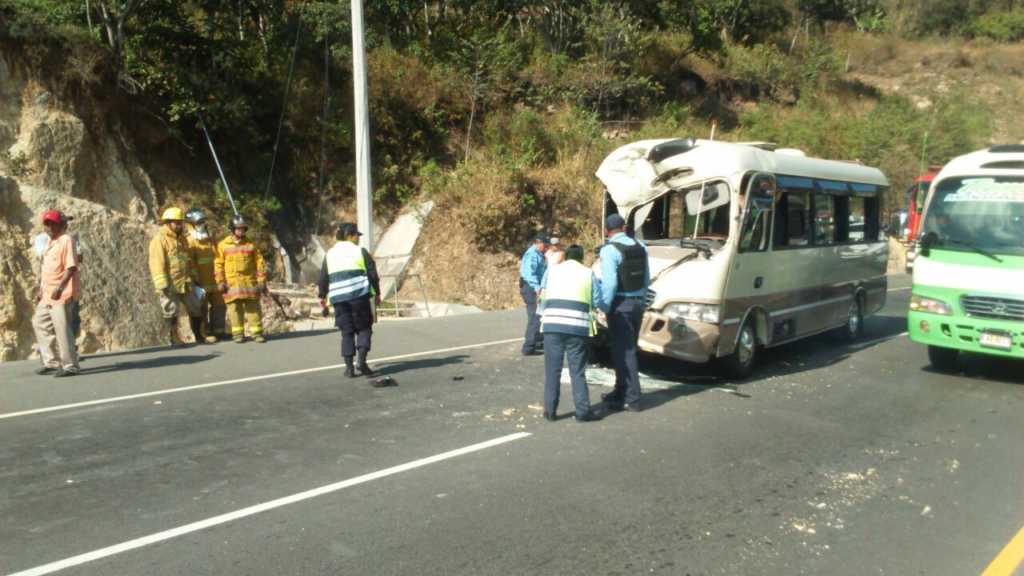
[148,207,204,346]
[215,214,267,343]
[185,208,224,343]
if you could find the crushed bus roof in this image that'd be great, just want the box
[596,139,889,213]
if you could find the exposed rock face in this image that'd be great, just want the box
[0,55,166,361]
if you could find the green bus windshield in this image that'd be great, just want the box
[922,176,1024,257]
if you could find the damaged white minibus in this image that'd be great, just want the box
[595,138,889,377]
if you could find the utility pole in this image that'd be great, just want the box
[351,0,373,251]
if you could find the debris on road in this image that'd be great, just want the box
[502,408,518,417]
[371,377,398,388]
[527,404,543,412]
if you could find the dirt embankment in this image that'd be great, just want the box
[0,54,174,361]
[845,36,1024,143]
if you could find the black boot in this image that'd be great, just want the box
[343,356,356,378]
[357,349,374,377]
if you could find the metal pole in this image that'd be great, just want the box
[351,0,374,251]
[198,114,239,216]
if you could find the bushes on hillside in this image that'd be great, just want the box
[970,11,1024,42]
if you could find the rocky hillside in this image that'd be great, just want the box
[0,55,169,360]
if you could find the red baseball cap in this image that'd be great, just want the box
[41,210,68,224]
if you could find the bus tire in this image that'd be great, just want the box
[927,346,959,372]
[842,296,864,342]
[718,320,757,380]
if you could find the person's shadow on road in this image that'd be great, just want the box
[372,354,470,377]
[79,354,219,375]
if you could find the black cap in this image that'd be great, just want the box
[605,213,626,231]
[534,232,550,244]
[338,222,362,237]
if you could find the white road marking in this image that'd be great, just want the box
[888,286,912,292]
[4,432,532,576]
[0,337,523,421]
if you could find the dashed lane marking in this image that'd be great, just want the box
[0,338,523,422]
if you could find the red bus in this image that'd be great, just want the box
[904,166,942,243]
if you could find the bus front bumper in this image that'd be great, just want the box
[637,312,719,364]
[908,311,1024,359]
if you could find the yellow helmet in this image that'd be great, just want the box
[161,207,185,222]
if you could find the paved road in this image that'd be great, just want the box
[1,276,1022,576]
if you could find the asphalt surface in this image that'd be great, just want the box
[1,275,1022,576]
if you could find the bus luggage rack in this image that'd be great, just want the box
[961,295,1024,322]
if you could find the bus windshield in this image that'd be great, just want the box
[922,176,1024,257]
[633,181,731,246]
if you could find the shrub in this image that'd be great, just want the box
[971,11,1024,43]
[483,108,558,167]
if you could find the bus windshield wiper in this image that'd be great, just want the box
[945,238,1004,263]
[678,238,713,258]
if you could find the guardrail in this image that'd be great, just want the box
[377,272,432,318]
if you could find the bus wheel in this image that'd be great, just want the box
[843,297,864,342]
[928,346,959,372]
[718,321,757,380]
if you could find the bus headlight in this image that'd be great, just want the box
[909,295,952,316]
[663,303,720,324]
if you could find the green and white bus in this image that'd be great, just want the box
[908,145,1024,370]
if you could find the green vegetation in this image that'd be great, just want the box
[0,0,1009,251]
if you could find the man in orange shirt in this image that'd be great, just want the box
[32,210,81,377]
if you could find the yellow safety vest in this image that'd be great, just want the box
[325,241,371,303]
[541,260,595,337]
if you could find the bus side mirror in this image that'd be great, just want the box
[919,231,937,257]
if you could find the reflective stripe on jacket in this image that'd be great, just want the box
[188,236,220,294]
[148,225,193,293]
[215,235,266,303]
[541,260,595,337]
[325,241,370,304]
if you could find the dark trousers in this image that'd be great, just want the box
[520,283,541,354]
[543,332,591,417]
[334,297,373,357]
[608,296,644,405]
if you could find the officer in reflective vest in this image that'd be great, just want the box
[540,244,603,422]
[597,213,650,412]
[318,223,381,378]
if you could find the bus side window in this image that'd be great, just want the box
[813,193,836,245]
[848,197,866,241]
[781,190,811,247]
[864,195,881,241]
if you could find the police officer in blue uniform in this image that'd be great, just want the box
[597,214,650,412]
[519,232,549,356]
[318,223,381,378]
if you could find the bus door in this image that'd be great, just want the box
[722,173,778,350]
